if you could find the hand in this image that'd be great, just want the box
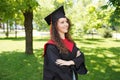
[56,59,75,66]
[76,51,81,57]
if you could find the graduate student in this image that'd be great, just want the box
[43,6,87,80]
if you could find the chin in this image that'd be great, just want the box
[64,30,68,33]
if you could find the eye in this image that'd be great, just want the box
[61,21,64,24]
[66,20,68,23]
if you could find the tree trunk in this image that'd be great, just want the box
[23,10,33,54]
[3,23,5,33]
[0,22,1,28]
[15,21,17,38]
[6,20,9,38]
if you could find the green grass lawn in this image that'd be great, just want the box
[0,37,120,80]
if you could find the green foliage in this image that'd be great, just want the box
[64,0,113,37]
[109,7,120,26]
[34,0,55,31]
[0,0,15,21]
[103,0,120,27]
[109,0,120,7]
[0,0,39,22]
[15,0,39,12]
[101,5,108,9]
[98,28,112,38]
[0,0,39,38]
[103,30,112,38]
[88,5,96,13]
[0,0,119,36]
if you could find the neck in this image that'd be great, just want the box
[59,32,65,39]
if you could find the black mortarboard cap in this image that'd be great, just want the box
[44,6,65,25]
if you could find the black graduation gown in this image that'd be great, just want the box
[43,44,87,80]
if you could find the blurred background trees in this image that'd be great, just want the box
[0,0,119,54]
[0,0,119,37]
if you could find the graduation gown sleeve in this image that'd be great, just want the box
[72,45,88,74]
[44,44,72,80]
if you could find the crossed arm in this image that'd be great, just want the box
[55,51,81,66]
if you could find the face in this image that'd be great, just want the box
[57,18,69,34]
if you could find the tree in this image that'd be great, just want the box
[102,0,120,30]
[109,0,120,30]
[34,0,55,31]
[0,0,15,37]
[0,0,39,54]
[15,0,39,54]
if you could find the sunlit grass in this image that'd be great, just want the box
[73,37,120,80]
[0,37,120,80]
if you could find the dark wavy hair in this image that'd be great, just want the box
[50,17,74,53]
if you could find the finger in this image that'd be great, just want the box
[55,61,62,64]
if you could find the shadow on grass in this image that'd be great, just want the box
[0,37,49,42]
[74,38,104,42]
[0,37,25,41]
[0,46,120,80]
[74,38,105,45]
[112,39,120,42]
[34,38,49,41]
[0,37,49,41]
[85,38,104,42]
[0,49,44,80]
[79,47,120,80]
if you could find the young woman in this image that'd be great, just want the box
[43,6,87,80]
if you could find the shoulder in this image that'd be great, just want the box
[43,43,59,56]
[45,44,60,57]
[44,41,59,52]
[73,42,78,48]
[46,44,57,49]
[44,39,56,48]
[43,40,57,55]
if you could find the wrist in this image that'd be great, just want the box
[69,60,75,65]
